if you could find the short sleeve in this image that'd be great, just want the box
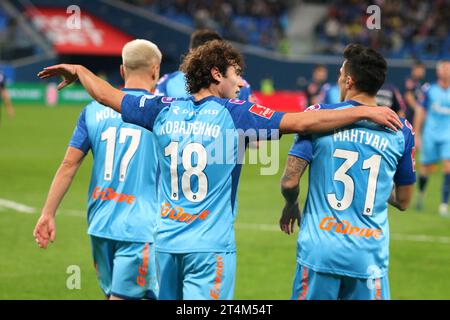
[394,119,416,185]
[288,134,313,163]
[69,108,90,153]
[224,99,285,140]
[121,94,168,131]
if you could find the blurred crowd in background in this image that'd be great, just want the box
[315,0,450,59]
[125,0,289,53]
[0,7,36,61]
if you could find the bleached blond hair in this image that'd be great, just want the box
[122,39,162,71]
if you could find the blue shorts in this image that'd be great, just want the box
[291,263,390,300]
[156,251,236,300]
[90,236,159,299]
[421,132,450,164]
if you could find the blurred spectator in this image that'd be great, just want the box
[303,64,328,106]
[315,0,450,60]
[376,83,407,117]
[0,8,35,61]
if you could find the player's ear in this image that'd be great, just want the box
[211,67,222,83]
[120,65,125,80]
[346,75,354,89]
[151,64,160,81]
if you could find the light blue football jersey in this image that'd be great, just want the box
[289,100,416,279]
[155,71,254,101]
[69,89,159,243]
[421,83,450,141]
[121,95,284,253]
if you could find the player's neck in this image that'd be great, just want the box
[124,77,155,93]
[345,92,377,107]
[193,87,219,101]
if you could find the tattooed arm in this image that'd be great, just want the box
[388,184,414,211]
[279,155,309,235]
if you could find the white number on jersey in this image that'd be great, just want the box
[165,142,208,203]
[327,149,382,216]
[101,127,141,181]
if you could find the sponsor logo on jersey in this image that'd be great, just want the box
[162,97,176,103]
[249,104,275,119]
[305,104,321,112]
[229,98,246,105]
[160,203,211,224]
[319,216,382,239]
[92,187,136,204]
[172,106,180,115]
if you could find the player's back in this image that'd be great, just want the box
[153,97,249,253]
[80,89,159,243]
[120,95,283,253]
[292,100,414,278]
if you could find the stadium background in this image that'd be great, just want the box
[0,0,449,299]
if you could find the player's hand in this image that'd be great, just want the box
[280,202,301,235]
[37,64,79,90]
[33,214,56,249]
[365,106,403,131]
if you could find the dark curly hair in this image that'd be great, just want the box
[343,44,387,96]
[189,29,223,50]
[180,40,244,94]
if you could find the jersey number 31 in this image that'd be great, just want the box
[328,148,382,216]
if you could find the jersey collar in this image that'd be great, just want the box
[190,95,221,105]
[121,88,151,94]
[345,100,362,106]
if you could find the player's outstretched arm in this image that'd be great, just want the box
[279,156,308,235]
[279,106,403,135]
[33,147,85,249]
[388,184,414,211]
[38,64,125,113]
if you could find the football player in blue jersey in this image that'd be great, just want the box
[155,29,257,103]
[37,40,402,300]
[280,44,416,300]
[33,40,162,300]
[414,60,450,216]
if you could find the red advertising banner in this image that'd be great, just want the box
[26,7,133,56]
[253,91,307,113]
